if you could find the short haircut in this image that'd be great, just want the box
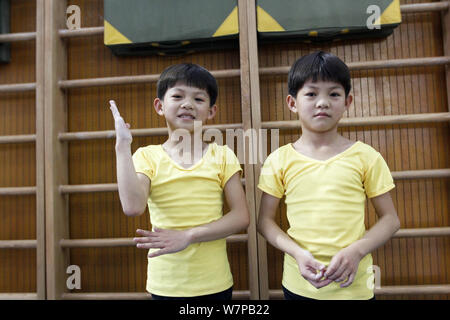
[288,51,351,97]
[157,63,218,106]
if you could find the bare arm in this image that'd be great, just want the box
[324,191,400,287]
[110,100,150,216]
[187,171,250,242]
[353,191,400,257]
[135,171,250,257]
[257,192,331,288]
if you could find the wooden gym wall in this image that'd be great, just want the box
[0,0,448,300]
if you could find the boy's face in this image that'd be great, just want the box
[154,82,217,133]
[286,80,352,134]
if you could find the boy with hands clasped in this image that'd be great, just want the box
[257,52,401,300]
[110,63,249,300]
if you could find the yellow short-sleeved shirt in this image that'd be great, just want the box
[258,141,395,300]
[132,142,242,297]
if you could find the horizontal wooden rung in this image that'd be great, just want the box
[393,227,450,238]
[60,178,245,194]
[58,169,449,195]
[375,284,450,295]
[259,56,450,76]
[0,82,36,93]
[59,69,241,89]
[392,169,450,180]
[58,123,243,141]
[0,240,37,249]
[0,134,36,144]
[58,26,104,38]
[400,2,449,13]
[57,57,449,90]
[59,183,117,194]
[0,293,38,300]
[58,227,449,249]
[58,113,449,142]
[269,284,450,297]
[0,32,36,43]
[60,234,248,248]
[0,186,37,196]
[263,112,450,129]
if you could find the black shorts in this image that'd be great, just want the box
[151,286,233,301]
[282,285,376,301]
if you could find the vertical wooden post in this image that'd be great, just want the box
[35,0,46,300]
[238,0,269,300]
[237,0,259,300]
[44,0,69,300]
[245,0,269,300]
[442,1,450,111]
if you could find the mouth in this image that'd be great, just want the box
[314,112,330,118]
[177,113,195,120]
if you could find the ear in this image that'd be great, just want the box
[154,98,164,116]
[345,94,353,110]
[286,95,298,113]
[207,104,217,120]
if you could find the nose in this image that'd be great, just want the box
[315,97,330,109]
[181,99,193,110]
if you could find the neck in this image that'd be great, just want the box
[297,127,341,148]
[164,125,206,155]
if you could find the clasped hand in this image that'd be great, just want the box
[296,245,362,289]
[134,228,192,258]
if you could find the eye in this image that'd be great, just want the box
[195,97,205,102]
[172,94,182,98]
[305,92,316,97]
[330,92,341,97]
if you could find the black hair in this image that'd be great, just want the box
[288,51,351,97]
[157,63,218,106]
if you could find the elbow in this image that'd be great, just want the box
[123,210,142,217]
[122,205,146,217]
[236,210,250,232]
[242,212,250,230]
[237,210,250,232]
[256,216,265,235]
[393,215,401,233]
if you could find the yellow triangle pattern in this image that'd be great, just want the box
[213,7,239,37]
[375,0,402,25]
[104,20,132,45]
[257,6,285,32]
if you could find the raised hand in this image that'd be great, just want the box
[294,249,333,289]
[134,228,192,258]
[109,100,132,146]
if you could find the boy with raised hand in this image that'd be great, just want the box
[110,63,249,300]
[257,51,400,300]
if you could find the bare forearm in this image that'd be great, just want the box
[258,217,305,260]
[351,214,400,257]
[115,143,146,215]
[187,210,249,244]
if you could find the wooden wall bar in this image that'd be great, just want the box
[64,0,248,298]
[0,0,43,297]
[259,0,449,300]
[0,0,448,300]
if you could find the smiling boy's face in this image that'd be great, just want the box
[286,79,352,134]
[154,82,217,133]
